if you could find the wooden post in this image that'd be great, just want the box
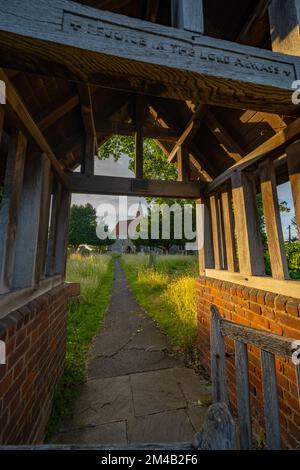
[35,163,52,282]
[261,350,281,450]
[286,142,300,238]
[259,159,289,280]
[221,189,238,272]
[177,145,190,182]
[53,187,71,276]
[211,305,228,404]
[46,180,62,276]
[82,133,96,176]
[0,131,27,293]
[13,150,50,289]
[235,340,252,450]
[0,107,4,144]
[269,0,300,56]
[231,171,265,276]
[171,0,204,33]
[134,95,145,179]
[210,194,226,270]
[197,198,214,275]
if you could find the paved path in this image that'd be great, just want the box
[52,260,211,445]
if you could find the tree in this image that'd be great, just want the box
[68,203,113,248]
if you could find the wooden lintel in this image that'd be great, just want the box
[97,121,178,141]
[0,69,68,186]
[67,173,205,199]
[207,118,300,194]
[0,0,299,114]
[168,104,204,163]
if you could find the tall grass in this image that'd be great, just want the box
[122,254,198,350]
[47,254,113,437]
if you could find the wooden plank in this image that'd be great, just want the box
[134,95,145,179]
[197,198,214,275]
[0,0,299,114]
[0,106,4,143]
[221,189,238,272]
[261,350,281,450]
[221,318,295,359]
[296,364,300,402]
[210,195,226,270]
[177,146,190,182]
[82,133,96,175]
[204,111,244,163]
[168,105,204,163]
[78,83,97,175]
[35,164,52,282]
[68,172,205,199]
[259,159,289,280]
[210,305,228,404]
[269,0,300,56]
[207,118,300,194]
[194,403,236,450]
[12,151,49,288]
[0,69,68,186]
[171,0,204,33]
[0,131,27,294]
[231,171,265,276]
[97,122,179,141]
[53,187,71,276]
[46,180,62,276]
[38,95,79,131]
[286,142,300,237]
[235,341,252,450]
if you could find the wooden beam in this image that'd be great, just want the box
[0,0,299,114]
[68,173,205,199]
[133,95,145,179]
[259,159,289,280]
[231,171,265,276]
[261,350,281,450]
[177,146,190,182]
[37,95,79,131]
[0,107,4,144]
[53,187,71,276]
[0,131,27,293]
[197,198,214,275]
[12,151,50,288]
[204,111,244,163]
[210,195,226,270]
[286,142,300,237]
[168,105,204,162]
[0,69,68,186]
[269,0,300,56]
[97,121,179,141]
[46,180,61,277]
[78,83,97,175]
[221,189,238,272]
[171,0,204,33]
[207,118,300,194]
[237,0,271,44]
[35,168,52,282]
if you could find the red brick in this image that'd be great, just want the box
[286,299,300,317]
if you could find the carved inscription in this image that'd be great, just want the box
[62,11,296,82]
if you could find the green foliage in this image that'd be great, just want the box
[68,203,113,248]
[122,254,199,350]
[99,136,177,182]
[46,254,114,437]
[285,242,300,279]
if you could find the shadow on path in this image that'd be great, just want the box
[52,259,211,445]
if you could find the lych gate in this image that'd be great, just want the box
[0,0,300,449]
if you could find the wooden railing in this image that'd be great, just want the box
[211,305,300,450]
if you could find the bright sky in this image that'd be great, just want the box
[72,155,296,240]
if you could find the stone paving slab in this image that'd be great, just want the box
[51,260,211,445]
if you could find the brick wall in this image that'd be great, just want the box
[0,282,79,445]
[197,276,300,450]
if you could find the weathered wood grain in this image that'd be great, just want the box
[231,171,265,276]
[193,403,236,450]
[0,131,27,294]
[12,152,49,289]
[134,95,145,179]
[259,159,289,279]
[211,305,228,404]
[220,319,296,359]
[235,340,252,450]
[0,0,299,113]
[35,163,52,282]
[261,350,281,450]
[207,118,300,194]
[46,180,62,277]
[53,187,71,276]
[0,69,68,185]
[269,0,300,56]
[286,142,300,238]
[67,172,205,198]
[197,198,214,275]
[171,0,204,34]
[221,189,238,273]
[177,146,190,183]
[210,195,226,270]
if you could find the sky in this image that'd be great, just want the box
[72,155,296,241]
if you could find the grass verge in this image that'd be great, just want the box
[46,254,114,437]
[121,254,198,351]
